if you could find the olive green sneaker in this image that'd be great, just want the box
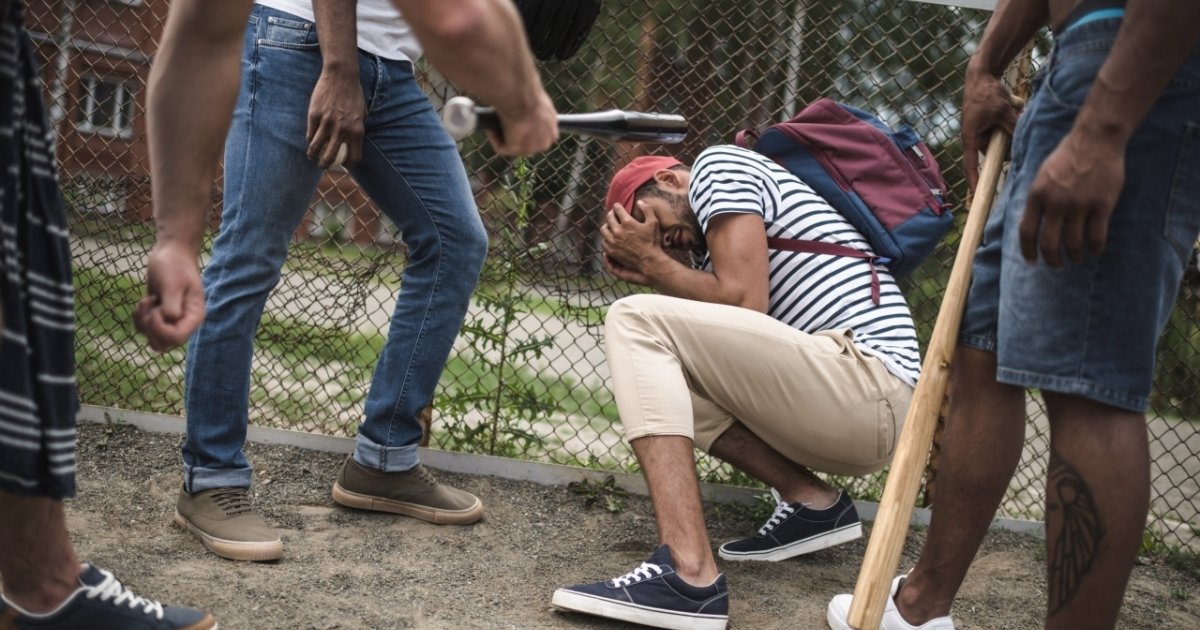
[174,486,283,562]
[331,456,484,525]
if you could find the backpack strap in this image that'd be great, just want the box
[765,236,887,305]
[734,128,759,148]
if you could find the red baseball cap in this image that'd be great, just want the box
[605,155,683,213]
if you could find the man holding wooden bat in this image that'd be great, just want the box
[551,145,920,630]
[829,1,1200,629]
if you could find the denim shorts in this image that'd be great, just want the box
[960,18,1200,412]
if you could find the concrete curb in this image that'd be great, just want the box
[78,404,1044,538]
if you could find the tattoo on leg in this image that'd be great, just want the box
[1046,450,1104,617]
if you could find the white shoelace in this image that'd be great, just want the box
[610,562,665,587]
[757,488,796,537]
[84,568,165,620]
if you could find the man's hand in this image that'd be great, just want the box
[602,254,650,285]
[486,91,559,156]
[134,241,206,352]
[600,201,665,278]
[306,68,365,168]
[962,65,1022,192]
[1019,128,1125,267]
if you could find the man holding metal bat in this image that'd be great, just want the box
[828,1,1200,629]
[550,145,921,630]
[138,0,595,562]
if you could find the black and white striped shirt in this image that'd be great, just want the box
[690,145,920,386]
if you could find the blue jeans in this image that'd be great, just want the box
[960,17,1200,411]
[182,6,487,492]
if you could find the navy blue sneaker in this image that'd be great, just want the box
[551,545,728,630]
[719,489,862,561]
[0,563,216,629]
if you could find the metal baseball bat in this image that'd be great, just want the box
[845,128,1010,630]
[441,96,688,144]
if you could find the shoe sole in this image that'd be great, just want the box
[826,593,957,630]
[331,483,484,525]
[552,589,727,630]
[173,511,284,562]
[718,522,863,562]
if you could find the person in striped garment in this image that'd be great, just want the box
[550,146,919,630]
[0,1,215,628]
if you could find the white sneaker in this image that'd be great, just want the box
[827,574,955,629]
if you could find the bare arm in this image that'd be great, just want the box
[602,203,770,312]
[1020,1,1200,266]
[308,0,366,168]
[961,0,1048,190]
[390,0,557,155]
[136,0,252,351]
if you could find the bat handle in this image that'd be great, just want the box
[442,95,502,141]
[473,107,502,138]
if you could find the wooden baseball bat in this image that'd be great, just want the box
[845,128,1011,630]
[441,96,688,144]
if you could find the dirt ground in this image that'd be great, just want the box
[58,423,1200,629]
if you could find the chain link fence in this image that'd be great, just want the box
[25,0,1200,552]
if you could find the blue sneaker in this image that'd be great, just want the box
[0,563,216,629]
[551,545,728,630]
[719,489,862,561]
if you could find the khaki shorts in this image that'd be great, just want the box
[606,294,913,476]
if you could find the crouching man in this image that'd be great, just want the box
[551,146,920,630]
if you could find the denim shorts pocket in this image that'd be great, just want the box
[1043,46,1109,111]
[1163,123,1200,263]
[259,15,319,50]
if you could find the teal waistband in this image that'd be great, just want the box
[1062,8,1125,34]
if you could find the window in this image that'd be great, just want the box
[76,76,136,137]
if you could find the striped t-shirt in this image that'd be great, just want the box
[689,145,921,386]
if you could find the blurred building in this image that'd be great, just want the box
[23,0,396,246]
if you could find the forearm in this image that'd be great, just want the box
[642,256,763,311]
[313,0,358,73]
[146,0,251,251]
[1075,1,1200,145]
[967,0,1049,78]
[391,0,546,116]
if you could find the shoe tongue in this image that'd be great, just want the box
[77,563,106,587]
[646,545,675,568]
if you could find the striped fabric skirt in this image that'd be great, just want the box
[0,0,79,499]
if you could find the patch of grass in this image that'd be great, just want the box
[1140,532,1200,581]
[75,342,184,411]
[568,475,630,513]
[284,239,405,286]
[256,315,386,370]
[439,354,618,424]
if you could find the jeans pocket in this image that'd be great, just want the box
[1043,47,1108,112]
[260,15,319,51]
[1164,122,1200,263]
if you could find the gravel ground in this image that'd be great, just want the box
[57,423,1200,629]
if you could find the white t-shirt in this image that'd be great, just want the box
[256,0,421,62]
[689,145,922,386]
